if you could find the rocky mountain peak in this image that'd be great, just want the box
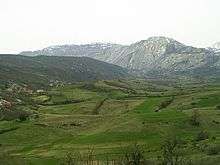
[132,36,185,55]
[137,36,183,46]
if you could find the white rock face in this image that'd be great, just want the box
[20,36,220,77]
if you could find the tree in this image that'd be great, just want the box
[190,109,200,126]
[195,130,209,141]
[18,111,29,121]
[161,135,186,165]
[121,143,147,165]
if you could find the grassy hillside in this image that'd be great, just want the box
[0,79,220,164]
[0,54,129,88]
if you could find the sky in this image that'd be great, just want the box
[0,0,220,53]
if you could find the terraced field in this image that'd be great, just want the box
[0,79,220,164]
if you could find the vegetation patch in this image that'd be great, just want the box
[0,126,19,134]
[0,79,220,164]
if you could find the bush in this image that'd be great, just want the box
[157,97,174,110]
[121,143,146,165]
[196,130,209,141]
[190,102,196,106]
[62,152,78,165]
[18,112,29,121]
[0,109,30,121]
[61,148,94,165]
[160,135,191,165]
[206,145,220,155]
[216,105,220,110]
[190,109,200,126]
[161,136,181,165]
[92,98,107,115]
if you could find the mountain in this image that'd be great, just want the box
[212,42,220,49]
[0,54,129,88]
[102,37,220,77]
[20,43,124,57]
[20,37,220,78]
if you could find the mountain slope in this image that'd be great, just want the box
[20,37,220,78]
[20,43,124,57]
[0,55,129,87]
[111,37,220,75]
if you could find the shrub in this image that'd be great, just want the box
[92,98,107,115]
[62,152,78,165]
[206,145,220,155]
[121,143,146,165]
[190,102,196,106]
[0,109,30,121]
[81,83,96,90]
[158,97,174,110]
[61,148,94,165]
[160,135,189,165]
[196,130,209,141]
[18,111,29,121]
[216,105,220,110]
[190,109,200,126]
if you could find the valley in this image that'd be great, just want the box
[0,79,220,164]
[1,0,220,164]
[1,37,220,164]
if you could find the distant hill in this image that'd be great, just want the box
[20,37,220,78]
[0,55,129,88]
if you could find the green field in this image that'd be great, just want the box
[0,79,220,164]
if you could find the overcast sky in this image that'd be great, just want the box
[0,0,220,53]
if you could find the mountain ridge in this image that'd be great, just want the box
[19,36,220,78]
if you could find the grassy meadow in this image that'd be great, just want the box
[0,79,220,164]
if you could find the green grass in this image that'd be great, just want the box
[33,95,50,103]
[133,97,167,113]
[197,93,220,108]
[1,80,220,164]
[38,101,96,115]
